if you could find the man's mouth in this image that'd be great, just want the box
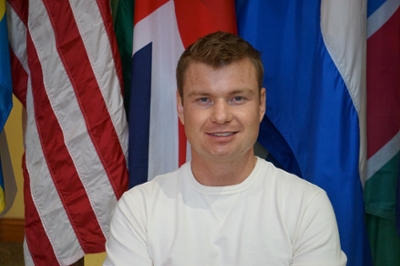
[210,132,235,137]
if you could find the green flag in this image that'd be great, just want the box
[112,0,134,115]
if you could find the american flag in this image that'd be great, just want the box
[7,0,129,265]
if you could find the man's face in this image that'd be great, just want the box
[177,58,266,163]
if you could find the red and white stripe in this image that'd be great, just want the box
[7,0,128,265]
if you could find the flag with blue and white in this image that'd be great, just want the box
[235,0,372,265]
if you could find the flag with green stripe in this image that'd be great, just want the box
[365,1,400,265]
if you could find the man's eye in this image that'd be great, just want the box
[231,96,245,103]
[228,96,247,105]
[198,97,209,102]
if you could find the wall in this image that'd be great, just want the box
[3,95,24,219]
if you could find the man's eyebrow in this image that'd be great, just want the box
[228,89,256,96]
[186,88,256,98]
[186,91,211,97]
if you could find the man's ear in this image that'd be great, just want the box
[176,90,184,125]
[259,88,266,121]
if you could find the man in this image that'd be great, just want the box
[104,32,347,265]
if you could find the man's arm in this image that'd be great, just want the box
[292,191,347,266]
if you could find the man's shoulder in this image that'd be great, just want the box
[257,157,326,197]
[121,163,187,202]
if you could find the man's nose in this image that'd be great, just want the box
[210,100,233,124]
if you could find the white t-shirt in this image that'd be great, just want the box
[104,157,347,266]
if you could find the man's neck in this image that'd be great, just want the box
[190,154,257,186]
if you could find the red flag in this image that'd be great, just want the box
[365,3,400,265]
[129,0,237,187]
[7,0,128,264]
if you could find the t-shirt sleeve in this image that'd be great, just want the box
[103,191,152,266]
[291,190,347,266]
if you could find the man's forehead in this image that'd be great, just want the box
[183,58,256,79]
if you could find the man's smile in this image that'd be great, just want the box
[208,131,237,137]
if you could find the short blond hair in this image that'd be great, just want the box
[176,31,264,98]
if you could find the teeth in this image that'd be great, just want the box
[212,132,233,137]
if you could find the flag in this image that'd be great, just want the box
[365,0,400,264]
[129,0,236,187]
[7,0,129,265]
[0,0,13,215]
[111,0,134,115]
[235,0,372,265]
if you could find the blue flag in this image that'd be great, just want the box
[235,0,372,265]
[0,1,12,132]
[0,0,13,214]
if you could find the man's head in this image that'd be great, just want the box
[176,31,264,99]
[175,31,266,168]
